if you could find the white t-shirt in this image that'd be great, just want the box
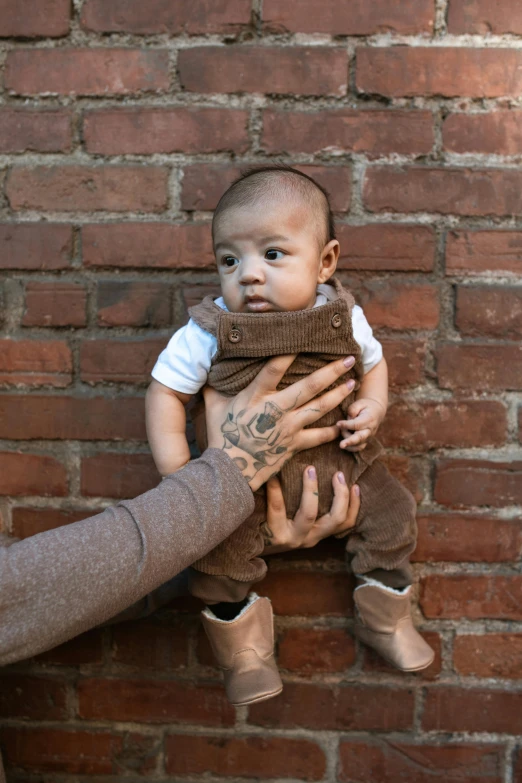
[152,291,383,396]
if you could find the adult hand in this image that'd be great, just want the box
[261,467,360,554]
[204,354,356,491]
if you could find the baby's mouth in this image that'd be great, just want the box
[245,295,271,312]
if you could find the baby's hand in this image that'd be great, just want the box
[337,398,386,452]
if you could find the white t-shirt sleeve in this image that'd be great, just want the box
[352,305,383,375]
[151,319,218,395]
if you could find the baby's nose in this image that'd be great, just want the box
[239,258,265,284]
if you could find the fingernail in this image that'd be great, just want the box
[338,471,346,485]
[343,356,355,368]
[354,484,360,496]
[346,379,355,390]
[307,467,317,479]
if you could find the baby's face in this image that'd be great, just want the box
[213,198,337,313]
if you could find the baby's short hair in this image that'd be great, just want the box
[212,165,336,249]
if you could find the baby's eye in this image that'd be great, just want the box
[265,249,285,261]
[222,255,239,268]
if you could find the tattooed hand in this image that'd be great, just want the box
[204,354,356,492]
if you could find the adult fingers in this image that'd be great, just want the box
[249,354,297,398]
[266,476,286,519]
[274,356,355,410]
[296,423,341,452]
[293,378,356,430]
[293,466,320,530]
[334,484,361,537]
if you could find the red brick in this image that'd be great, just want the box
[12,506,93,538]
[0,109,71,153]
[80,338,166,385]
[23,283,87,327]
[81,453,158,498]
[446,230,522,276]
[166,734,325,780]
[357,47,522,98]
[97,281,170,327]
[0,0,70,37]
[7,166,169,213]
[84,107,248,155]
[0,453,67,497]
[0,675,67,719]
[5,49,169,96]
[0,396,146,441]
[421,575,522,620]
[354,280,440,331]
[444,111,522,155]
[456,285,522,338]
[364,166,522,216]
[423,687,522,734]
[262,110,434,157]
[33,629,105,667]
[183,285,221,312]
[0,338,72,387]
[516,749,522,783]
[448,0,522,33]
[337,225,435,272]
[259,571,354,616]
[339,739,504,783]
[414,513,522,563]
[454,634,522,679]
[112,621,188,670]
[383,455,427,503]
[81,0,251,34]
[278,628,356,673]
[435,459,522,508]
[78,677,235,725]
[82,223,213,268]
[179,47,348,96]
[382,339,426,387]
[249,682,414,730]
[381,401,506,450]
[181,164,352,213]
[437,343,522,391]
[363,632,442,680]
[0,224,72,270]
[264,0,433,34]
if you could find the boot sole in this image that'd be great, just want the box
[354,627,435,672]
[231,685,283,707]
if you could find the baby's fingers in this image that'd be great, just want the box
[337,411,371,431]
[340,428,371,449]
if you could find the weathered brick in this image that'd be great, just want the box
[0,339,72,387]
[23,283,87,327]
[249,683,415,731]
[357,47,522,98]
[112,621,188,670]
[354,280,440,331]
[444,111,522,155]
[262,110,434,157]
[0,224,73,270]
[78,678,235,725]
[32,629,105,667]
[363,632,442,680]
[435,459,522,508]
[80,338,166,384]
[337,225,435,272]
[97,282,170,327]
[381,401,506,450]
[448,0,522,34]
[446,230,522,276]
[178,47,348,96]
[12,506,93,538]
[420,575,522,620]
[278,628,356,673]
[414,513,522,563]
[0,396,146,441]
[7,166,169,213]
[264,0,433,34]
[81,0,251,34]
[82,223,213,268]
[381,339,426,387]
[339,739,504,783]
[423,687,522,734]
[80,453,159,498]
[84,108,249,155]
[165,734,326,780]
[454,634,522,679]
[181,164,352,213]
[456,285,522,338]
[516,748,522,783]
[0,109,71,153]
[0,0,70,37]
[0,674,67,719]
[259,571,354,616]
[437,343,522,391]
[383,455,427,503]
[5,49,169,96]
[0,453,67,497]
[364,166,522,216]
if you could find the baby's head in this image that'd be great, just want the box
[212,165,339,313]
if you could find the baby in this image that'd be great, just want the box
[146,166,434,706]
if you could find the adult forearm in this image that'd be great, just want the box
[0,450,253,666]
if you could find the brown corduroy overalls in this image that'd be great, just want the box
[188,279,417,602]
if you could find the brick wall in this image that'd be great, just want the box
[1,0,521,780]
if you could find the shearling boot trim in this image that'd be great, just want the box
[355,576,411,596]
[202,592,260,624]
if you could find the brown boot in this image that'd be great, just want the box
[354,582,434,671]
[201,594,283,706]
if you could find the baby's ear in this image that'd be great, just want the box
[317,239,340,283]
